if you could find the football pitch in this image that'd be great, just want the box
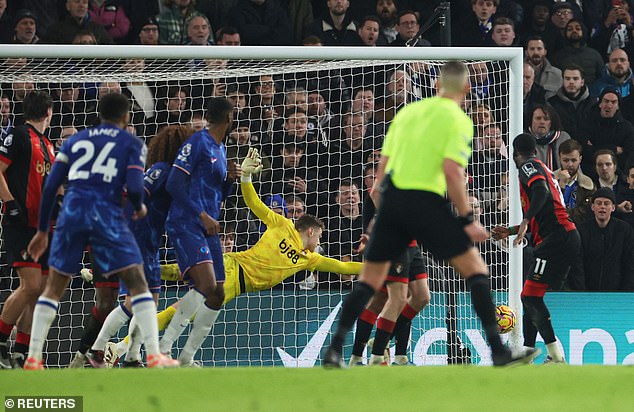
[3,366,634,412]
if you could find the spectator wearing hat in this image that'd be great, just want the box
[590,48,634,98]
[12,9,39,44]
[43,0,113,44]
[551,19,605,83]
[580,89,634,176]
[88,0,131,43]
[137,17,159,44]
[568,187,634,291]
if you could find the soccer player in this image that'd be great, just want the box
[81,125,194,368]
[157,97,235,366]
[110,148,363,365]
[323,61,539,368]
[350,165,430,366]
[24,93,178,369]
[0,90,56,369]
[492,133,580,364]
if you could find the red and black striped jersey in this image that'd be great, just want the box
[518,158,576,245]
[0,124,55,228]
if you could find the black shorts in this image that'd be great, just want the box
[386,244,429,284]
[2,226,49,273]
[365,177,471,263]
[527,229,580,289]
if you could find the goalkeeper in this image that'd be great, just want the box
[140,148,362,366]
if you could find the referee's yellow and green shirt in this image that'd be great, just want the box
[221,181,362,302]
[382,96,473,196]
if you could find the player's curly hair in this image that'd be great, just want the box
[146,125,194,168]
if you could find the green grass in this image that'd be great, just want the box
[2,366,634,412]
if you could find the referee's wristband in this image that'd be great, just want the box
[457,211,475,226]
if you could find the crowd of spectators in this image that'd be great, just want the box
[1,0,634,291]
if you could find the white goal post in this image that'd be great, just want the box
[0,45,524,366]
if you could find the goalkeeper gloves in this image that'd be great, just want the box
[241,147,263,182]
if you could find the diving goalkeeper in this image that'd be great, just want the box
[129,148,363,366]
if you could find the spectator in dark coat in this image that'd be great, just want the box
[579,88,634,175]
[548,64,597,143]
[569,188,634,291]
[43,0,113,44]
[226,0,292,45]
[305,0,361,45]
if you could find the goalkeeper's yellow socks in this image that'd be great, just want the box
[157,305,177,331]
[160,264,181,281]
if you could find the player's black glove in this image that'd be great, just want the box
[3,199,24,224]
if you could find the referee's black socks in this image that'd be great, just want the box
[466,274,504,353]
[331,282,375,351]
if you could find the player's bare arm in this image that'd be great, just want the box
[370,155,388,207]
[199,211,220,235]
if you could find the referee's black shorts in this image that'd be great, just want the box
[365,176,471,263]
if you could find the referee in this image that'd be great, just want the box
[323,61,539,367]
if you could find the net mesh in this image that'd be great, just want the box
[0,55,512,367]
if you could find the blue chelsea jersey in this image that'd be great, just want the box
[169,128,227,222]
[129,161,171,253]
[57,124,146,206]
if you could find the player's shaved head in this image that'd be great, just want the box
[513,133,536,156]
[438,61,469,94]
[98,92,130,123]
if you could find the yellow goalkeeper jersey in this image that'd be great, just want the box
[225,181,362,295]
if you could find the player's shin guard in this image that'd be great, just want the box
[28,297,59,361]
[178,303,220,364]
[466,275,504,353]
[331,282,375,352]
[130,292,160,356]
[352,309,378,356]
[371,317,395,356]
[91,304,131,352]
[393,304,418,356]
[522,295,556,345]
[126,317,142,361]
[159,289,204,354]
[14,332,30,356]
[522,310,538,348]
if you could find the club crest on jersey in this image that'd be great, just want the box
[3,134,13,147]
[210,156,217,163]
[150,168,162,180]
[182,143,192,156]
[522,163,538,177]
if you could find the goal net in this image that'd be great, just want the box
[0,45,523,367]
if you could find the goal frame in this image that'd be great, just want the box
[0,44,525,350]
